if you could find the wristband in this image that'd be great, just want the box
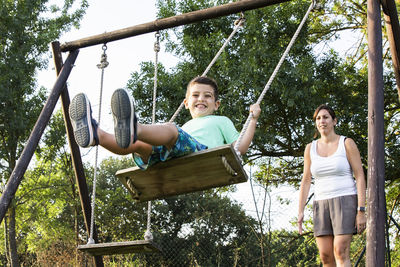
[357,206,366,212]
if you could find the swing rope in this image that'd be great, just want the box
[144,31,161,241]
[169,15,245,123]
[152,32,161,124]
[88,44,109,244]
[233,0,316,155]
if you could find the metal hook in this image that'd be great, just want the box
[97,44,109,69]
[311,0,321,11]
[234,13,246,26]
[154,31,160,53]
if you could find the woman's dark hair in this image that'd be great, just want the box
[187,76,219,101]
[313,104,337,138]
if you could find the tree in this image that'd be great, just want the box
[0,111,83,265]
[0,1,87,265]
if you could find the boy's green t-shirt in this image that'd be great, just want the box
[181,115,239,149]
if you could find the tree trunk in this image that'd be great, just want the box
[4,214,10,266]
[74,195,79,265]
[8,202,19,267]
[68,167,79,265]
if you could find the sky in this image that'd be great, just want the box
[37,0,303,232]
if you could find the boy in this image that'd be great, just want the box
[69,76,260,169]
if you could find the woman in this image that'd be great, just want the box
[298,104,366,267]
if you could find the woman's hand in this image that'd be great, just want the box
[298,212,304,235]
[356,211,367,234]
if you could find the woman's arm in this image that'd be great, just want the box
[345,137,367,233]
[298,143,312,235]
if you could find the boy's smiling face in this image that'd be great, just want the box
[184,83,220,118]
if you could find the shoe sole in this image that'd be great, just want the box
[111,89,134,148]
[69,93,93,148]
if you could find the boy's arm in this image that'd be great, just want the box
[234,103,261,155]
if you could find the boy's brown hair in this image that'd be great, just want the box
[187,76,219,101]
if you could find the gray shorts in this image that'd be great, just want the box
[313,194,357,237]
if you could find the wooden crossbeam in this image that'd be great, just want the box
[60,0,291,51]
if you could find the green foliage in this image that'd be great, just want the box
[147,193,262,266]
[386,178,400,265]
[307,0,367,42]
[0,0,87,264]
[269,230,318,266]
[350,234,366,266]
[15,149,78,265]
[88,156,148,243]
[0,0,88,172]
[390,225,400,266]
[7,111,81,265]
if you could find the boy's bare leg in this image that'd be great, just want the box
[97,128,150,156]
[97,122,178,161]
[137,122,179,149]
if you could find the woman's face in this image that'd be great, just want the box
[315,108,337,135]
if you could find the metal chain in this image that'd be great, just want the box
[144,32,160,241]
[88,44,109,244]
[234,1,316,156]
[169,16,245,123]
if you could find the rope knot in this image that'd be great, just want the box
[154,31,161,52]
[97,44,109,69]
[234,17,246,27]
[154,42,160,52]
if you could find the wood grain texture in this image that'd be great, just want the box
[78,240,160,256]
[116,144,248,202]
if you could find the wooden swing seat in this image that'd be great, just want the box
[116,144,248,202]
[77,240,160,256]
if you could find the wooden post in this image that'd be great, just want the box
[51,42,104,267]
[0,50,79,222]
[60,0,290,51]
[367,0,386,265]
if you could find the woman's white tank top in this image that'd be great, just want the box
[310,135,357,201]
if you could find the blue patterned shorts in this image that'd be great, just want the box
[133,126,208,170]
